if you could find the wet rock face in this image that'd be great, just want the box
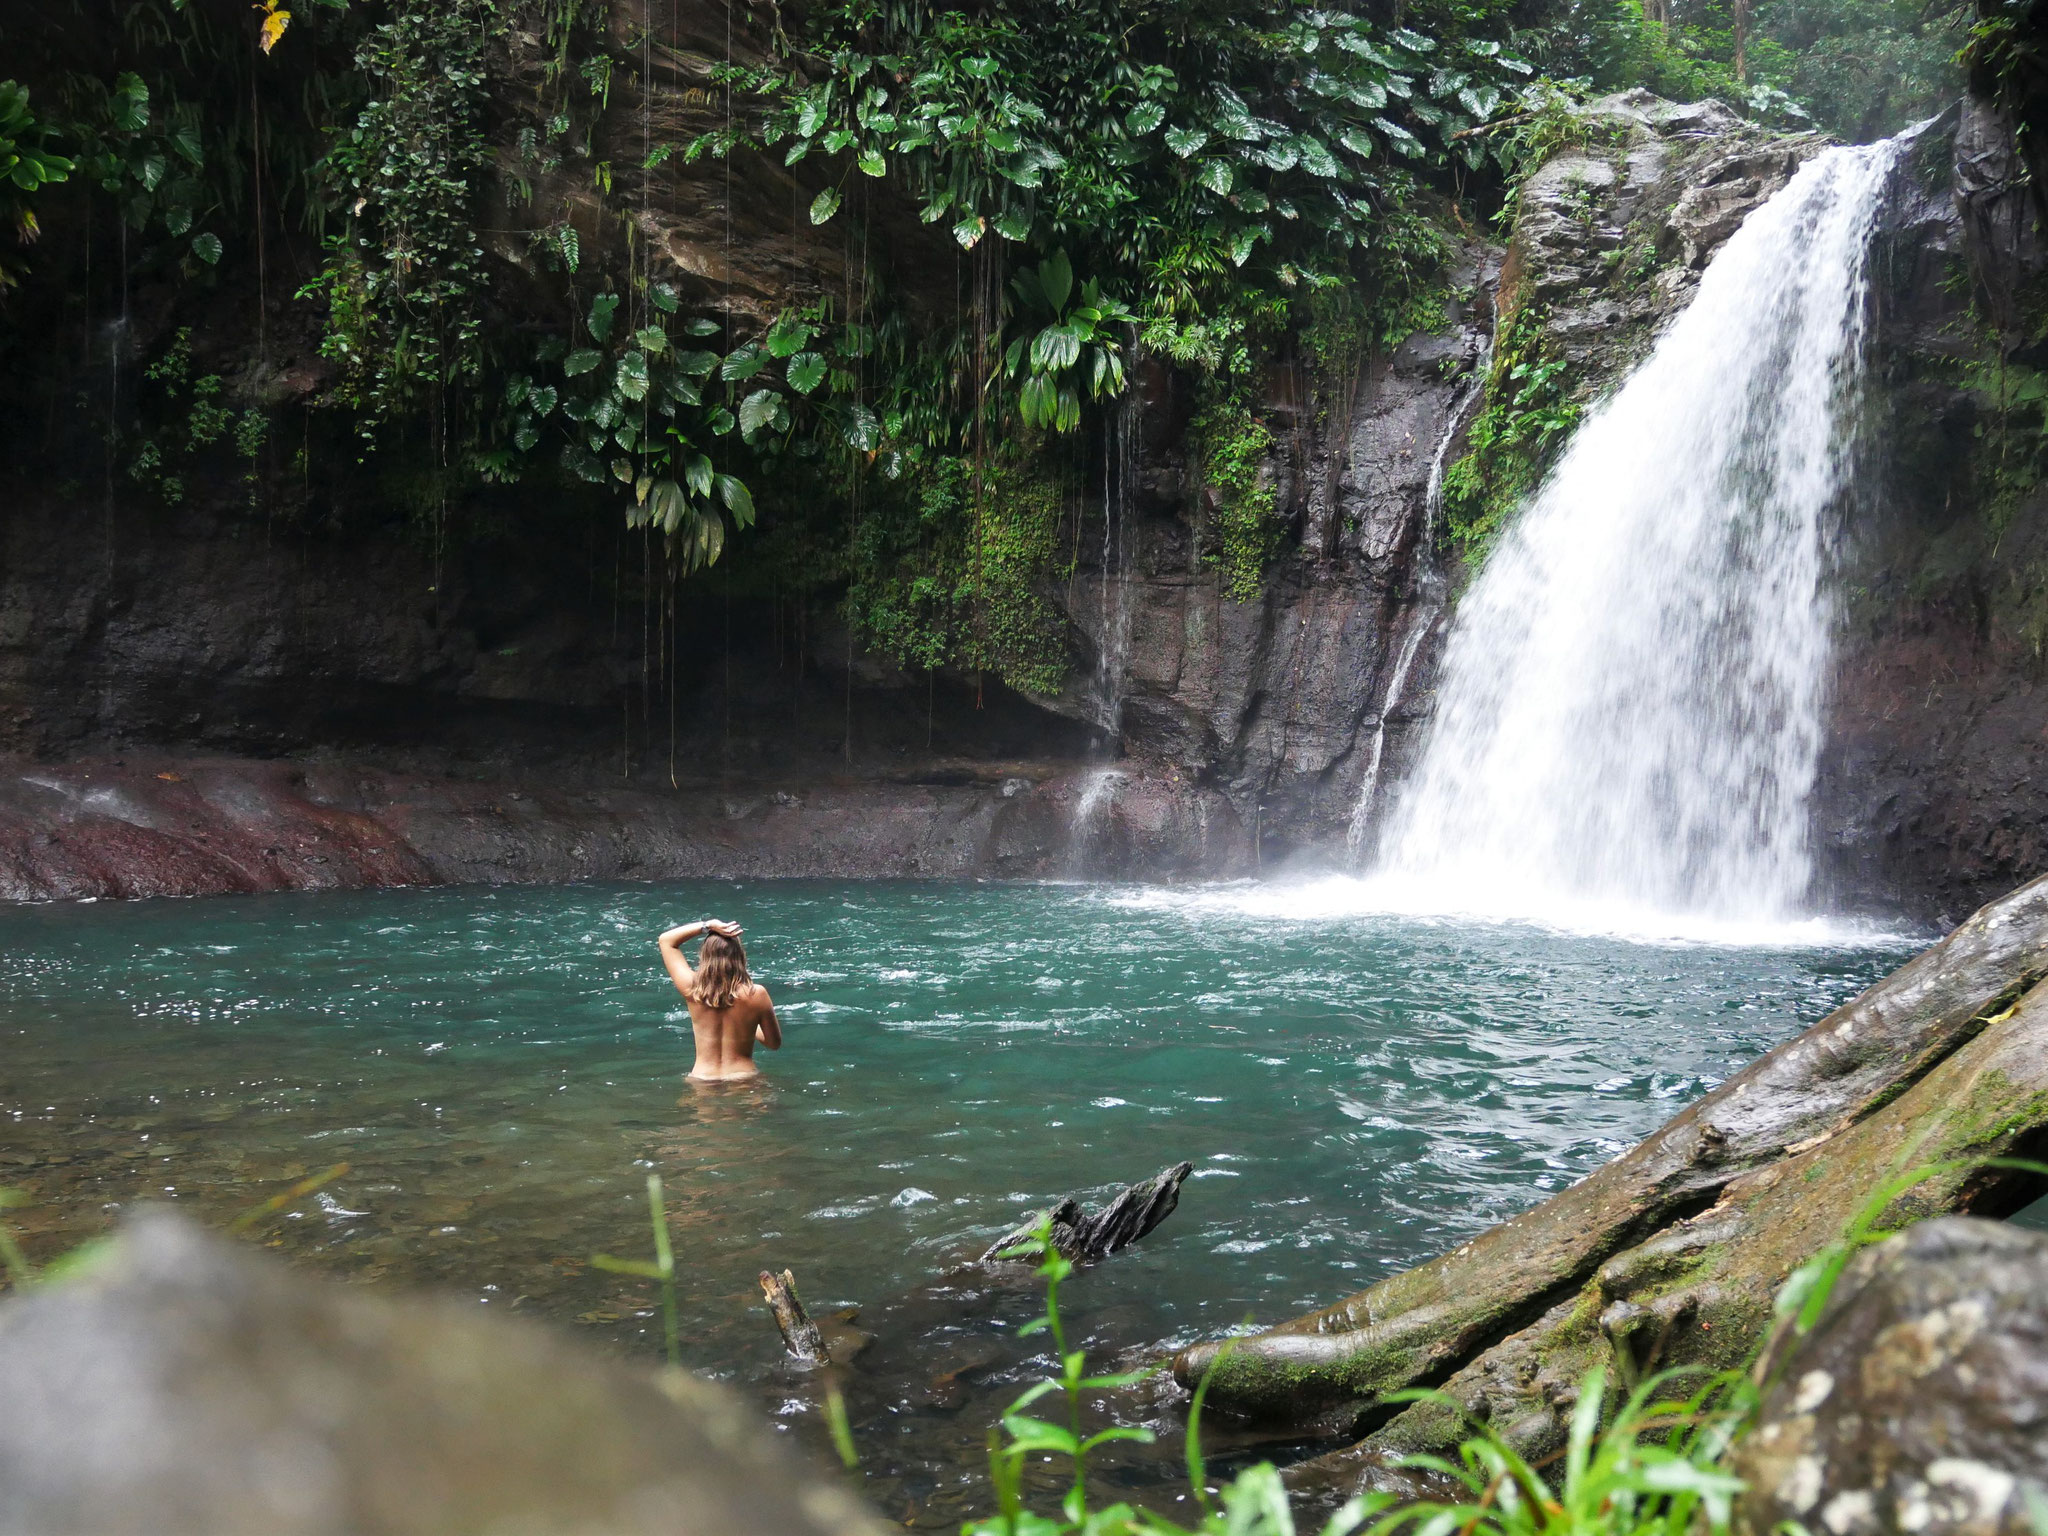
[0,754,1246,899]
[1501,90,1829,395]
[1815,100,2048,925]
[0,1210,889,1536]
[1734,1218,2048,1536]
[1045,248,1500,860]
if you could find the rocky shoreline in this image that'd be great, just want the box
[0,753,1252,902]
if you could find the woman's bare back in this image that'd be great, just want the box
[656,919,782,1081]
[684,983,780,1081]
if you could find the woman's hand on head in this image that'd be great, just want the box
[706,920,743,940]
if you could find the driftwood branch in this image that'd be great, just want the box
[758,1268,827,1362]
[981,1162,1195,1266]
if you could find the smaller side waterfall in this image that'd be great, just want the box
[1378,130,1914,931]
[1345,355,1489,860]
[1093,392,1138,751]
[1066,768,1126,876]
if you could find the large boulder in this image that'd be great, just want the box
[0,1211,891,1536]
[1733,1217,2048,1536]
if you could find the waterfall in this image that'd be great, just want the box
[1376,133,1911,932]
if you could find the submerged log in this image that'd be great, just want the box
[1174,873,2048,1438]
[759,1269,828,1363]
[981,1162,1195,1266]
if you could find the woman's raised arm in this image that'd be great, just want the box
[658,919,719,994]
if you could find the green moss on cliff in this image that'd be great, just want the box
[1441,298,1581,560]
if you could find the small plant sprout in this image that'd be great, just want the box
[966,1216,1377,1536]
[824,1386,859,1470]
[229,1161,351,1235]
[0,1187,34,1289]
[591,1172,681,1369]
[977,1215,1158,1528]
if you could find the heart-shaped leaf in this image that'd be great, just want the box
[786,351,828,394]
[616,352,650,401]
[1297,136,1340,177]
[738,388,782,440]
[722,347,766,382]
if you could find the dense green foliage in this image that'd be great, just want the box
[681,0,1547,681]
[0,0,2010,697]
[1442,299,1581,557]
[0,81,75,285]
[302,0,497,435]
[1532,0,1964,137]
[708,0,1535,295]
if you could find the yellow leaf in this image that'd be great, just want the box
[255,4,289,53]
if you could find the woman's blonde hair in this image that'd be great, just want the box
[690,932,752,1009]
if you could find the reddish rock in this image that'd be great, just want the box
[0,754,1251,902]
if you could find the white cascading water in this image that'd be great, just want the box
[1374,133,1910,934]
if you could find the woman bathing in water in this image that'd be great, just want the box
[658,919,782,1082]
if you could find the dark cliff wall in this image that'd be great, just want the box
[0,486,1098,780]
[1816,99,2048,924]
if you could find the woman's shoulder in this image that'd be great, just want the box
[745,980,772,1004]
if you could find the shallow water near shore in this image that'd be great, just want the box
[0,879,1916,1523]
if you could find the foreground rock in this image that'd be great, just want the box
[1174,873,2048,1491]
[1734,1218,2048,1536]
[0,1211,889,1536]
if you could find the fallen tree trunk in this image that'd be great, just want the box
[757,1165,1194,1371]
[1173,873,2048,1435]
[1288,971,2048,1498]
